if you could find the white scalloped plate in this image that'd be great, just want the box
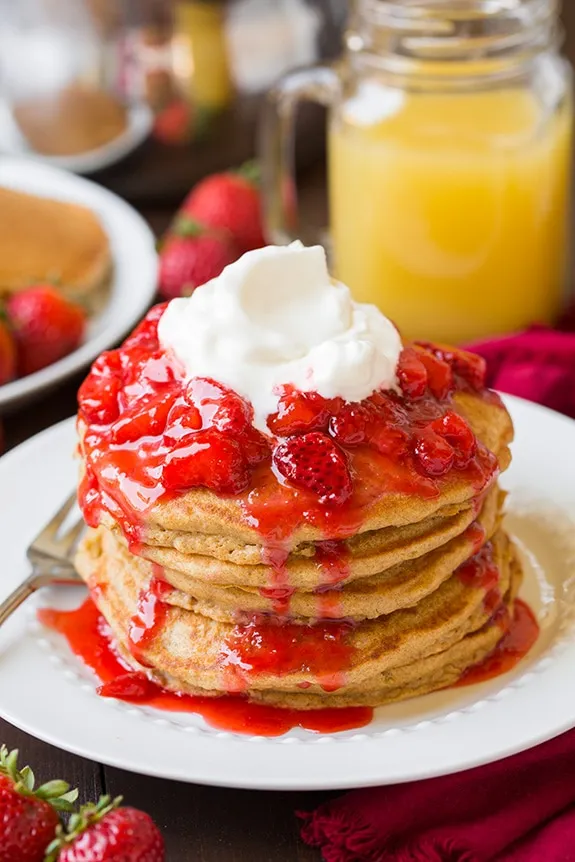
[1,397,575,790]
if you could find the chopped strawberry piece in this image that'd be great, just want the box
[122,303,168,351]
[163,399,202,444]
[273,432,352,506]
[111,392,173,444]
[415,348,454,400]
[78,352,122,425]
[267,386,332,436]
[415,342,487,391]
[163,428,249,494]
[98,672,154,699]
[368,426,410,458]
[397,348,428,399]
[431,410,477,468]
[186,377,253,434]
[413,429,455,476]
[328,404,369,446]
[241,426,271,466]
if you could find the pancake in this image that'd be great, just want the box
[76,526,516,704]
[111,485,503,596]
[0,186,111,302]
[94,485,504,621]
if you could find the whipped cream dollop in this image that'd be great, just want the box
[158,242,402,434]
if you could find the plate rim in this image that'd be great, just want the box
[1,395,575,790]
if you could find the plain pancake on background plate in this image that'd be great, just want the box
[0,186,111,301]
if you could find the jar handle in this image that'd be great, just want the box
[260,65,341,246]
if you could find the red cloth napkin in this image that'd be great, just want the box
[300,323,575,861]
[299,728,575,861]
[466,326,575,418]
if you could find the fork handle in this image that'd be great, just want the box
[0,575,41,627]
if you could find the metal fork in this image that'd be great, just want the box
[0,492,85,626]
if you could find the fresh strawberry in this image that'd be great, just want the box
[162,427,249,494]
[273,432,352,506]
[7,286,85,377]
[45,795,164,862]
[0,311,16,385]
[158,220,238,300]
[181,162,266,252]
[0,745,77,862]
[153,97,194,146]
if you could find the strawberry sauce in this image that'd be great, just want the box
[37,599,372,737]
[220,616,355,692]
[456,599,539,687]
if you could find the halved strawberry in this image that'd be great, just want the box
[272,432,352,506]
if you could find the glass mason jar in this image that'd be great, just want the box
[261,0,573,344]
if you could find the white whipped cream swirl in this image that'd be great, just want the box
[158,242,402,434]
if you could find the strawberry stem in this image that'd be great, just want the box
[44,795,123,862]
[235,159,260,186]
[0,746,78,815]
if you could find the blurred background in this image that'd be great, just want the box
[0,0,348,205]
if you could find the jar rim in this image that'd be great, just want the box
[347,0,562,82]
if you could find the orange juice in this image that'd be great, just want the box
[329,86,572,343]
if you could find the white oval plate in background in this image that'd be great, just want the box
[0,396,574,790]
[0,157,157,412]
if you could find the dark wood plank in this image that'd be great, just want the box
[104,768,325,861]
[0,721,104,807]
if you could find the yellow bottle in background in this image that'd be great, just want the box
[329,85,572,344]
[174,1,232,111]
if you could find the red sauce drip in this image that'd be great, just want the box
[314,590,344,621]
[127,580,169,666]
[220,616,355,693]
[38,599,372,737]
[456,542,499,593]
[315,540,351,587]
[258,587,295,616]
[465,521,487,554]
[456,599,539,687]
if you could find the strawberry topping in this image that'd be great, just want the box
[272,432,353,506]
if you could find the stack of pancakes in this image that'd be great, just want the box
[75,389,521,709]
